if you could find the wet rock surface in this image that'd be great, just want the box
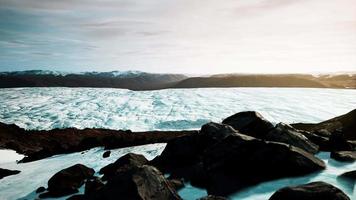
[269,181,350,200]
[331,151,356,162]
[0,168,20,179]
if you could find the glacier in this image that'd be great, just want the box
[0,87,355,131]
[0,87,355,200]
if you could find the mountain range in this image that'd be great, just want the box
[0,70,355,90]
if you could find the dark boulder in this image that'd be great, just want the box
[102,150,111,158]
[222,111,274,138]
[331,151,356,162]
[0,168,20,179]
[340,170,356,179]
[269,181,350,200]
[266,123,319,154]
[203,135,325,196]
[292,109,356,140]
[329,131,354,151]
[36,186,46,194]
[85,178,105,195]
[199,195,228,200]
[99,153,148,181]
[301,130,330,151]
[41,164,95,197]
[90,165,181,200]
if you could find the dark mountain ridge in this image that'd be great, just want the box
[0,70,354,90]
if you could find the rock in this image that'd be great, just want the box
[292,109,356,140]
[265,123,319,154]
[90,165,181,200]
[199,195,228,200]
[329,131,354,151]
[331,151,356,162]
[269,181,350,200]
[340,170,356,179]
[35,186,46,193]
[41,164,95,197]
[102,150,111,158]
[85,178,105,195]
[168,178,185,190]
[0,168,20,179]
[203,135,325,196]
[222,111,274,138]
[301,131,330,151]
[200,122,238,142]
[99,153,148,181]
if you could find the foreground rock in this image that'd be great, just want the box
[269,181,350,200]
[266,123,319,154]
[222,111,274,138]
[331,151,356,162]
[40,164,94,198]
[199,195,228,200]
[99,153,148,181]
[0,168,20,179]
[203,135,325,195]
[153,122,325,196]
[91,165,181,200]
[222,112,319,154]
[0,122,195,162]
[292,109,356,140]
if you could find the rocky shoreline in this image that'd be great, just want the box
[0,109,355,199]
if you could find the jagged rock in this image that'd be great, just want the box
[99,153,148,181]
[0,168,20,179]
[269,181,350,200]
[199,195,228,200]
[203,135,325,196]
[331,151,356,162]
[222,111,274,138]
[265,123,319,154]
[90,165,181,200]
[102,150,111,158]
[40,164,94,198]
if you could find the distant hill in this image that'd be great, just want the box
[0,70,355,90]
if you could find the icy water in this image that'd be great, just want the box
[0,87,355,200]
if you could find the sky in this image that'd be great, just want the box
[0,0,355,74]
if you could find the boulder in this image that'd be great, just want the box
[265,123,319,154]
[85,178,105,195]
[0,168,20,179]
[203,135,325,196]
[99,153,148,181]
[292,109,356,140]
[222,111,274,138]
[89,165,181,200]
[36,186,46,194]
[102,150,111,158]
[269,181,350,200]
[67,194,86,200]
[41,164,94,197]
[329,131,354,151]
[340,170,356,179]
[331,151,356,162]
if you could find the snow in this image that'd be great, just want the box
[0,87,355,131]
[0,150,24,164]
[0,143,166,200]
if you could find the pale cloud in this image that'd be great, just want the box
[0,0,355,73]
